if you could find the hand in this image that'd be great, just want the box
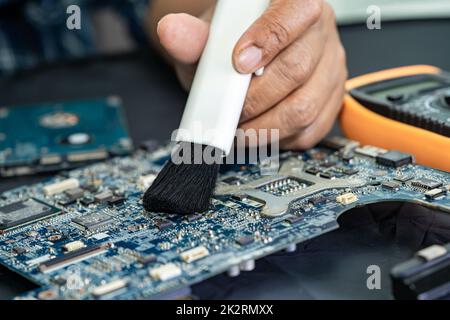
[155,0,347,149]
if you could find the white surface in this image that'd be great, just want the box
[328,0,450,25]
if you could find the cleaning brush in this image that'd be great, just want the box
[144,0,270,215]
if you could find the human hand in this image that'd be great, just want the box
[155,0,347,149]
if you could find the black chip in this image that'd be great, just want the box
[58,198,77,207]
[382,181,400,190]
[72,213,114,231]
[154,218,173,230]
[285,215,302,225]
[321,161,336,168]
[394,174,414,183]
[411,178,443,190]
[425,189,447,200]
[343,168,359,175]
[319,172,334,179]
[108,196,126,206]
[0,198,60,230]
[222,177,241,185]
[305,167,320,175]
[236,235,254,246]
[376,151,413,168]
[308,196,327,206]
[64,188,84,200]
[12,247,27,255]
[80,198,95,206]
[231,194,248,201]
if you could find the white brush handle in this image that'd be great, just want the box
[175,0,270,155]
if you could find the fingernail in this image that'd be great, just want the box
[237,46,262,73]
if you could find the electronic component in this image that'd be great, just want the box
[180,246,210,263]
[72,213,114,231]
[108,196,125,207]
[336,193,358,205]
[40,243,110,273]
[149,263,182,281]
[376,151,413,168]
[284,215,302,225]
[94,190,113,203]
[43,178,80,196]
[0,138,448,300]
[382,181,401,190]
[0,198,60,230]
[235,235,254,246]
[62,240,86,252]
[411,178,443,190]
[64,188,84,200]
[354,146,387,158]
[0,97,132,177]
[154,218,173,230]
[92,279,128,299]
[425,188,446,200]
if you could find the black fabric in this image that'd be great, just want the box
[0,19,450,299]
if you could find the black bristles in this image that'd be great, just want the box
[143,143,221,215]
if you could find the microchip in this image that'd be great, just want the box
[94,190,113,203]
[236,235,254,246]
[319,172,335,179]
[72,213,114,231]
[376,151,413,168]
[80,198,95,206]
[0,198,60,230]
[308,196,327,206]
[222,176,241,185]
[321,161,336,169]
[305,167,320,175]
[343,168,359,175]
[285,215,302,225]
[411,178,443,190]
[82,184,99,193]
[12,247,27,255]
[382,181,400,190]
[425,188,446,200]
[394,174,414,183]
[108,196,125,207]
[154,218,173,230]
[65,188,84,200]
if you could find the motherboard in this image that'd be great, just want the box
[0,97,132,177]
[0,137,449,300]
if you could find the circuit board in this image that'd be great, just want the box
[0,97,132,177]
[0,137,449,300]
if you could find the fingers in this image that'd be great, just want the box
[240,21,326,122]
[280,84,345,150]
[239,29,346,142]
[157,13,210,64]
[233,0,324,74]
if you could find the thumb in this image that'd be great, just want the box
[157,13,210,65]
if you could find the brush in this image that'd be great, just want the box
[144,0,270,215]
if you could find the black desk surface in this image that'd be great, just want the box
[1,19,450,299]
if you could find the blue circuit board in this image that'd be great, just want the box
[0,137,448,300]
[0,97,132,177]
